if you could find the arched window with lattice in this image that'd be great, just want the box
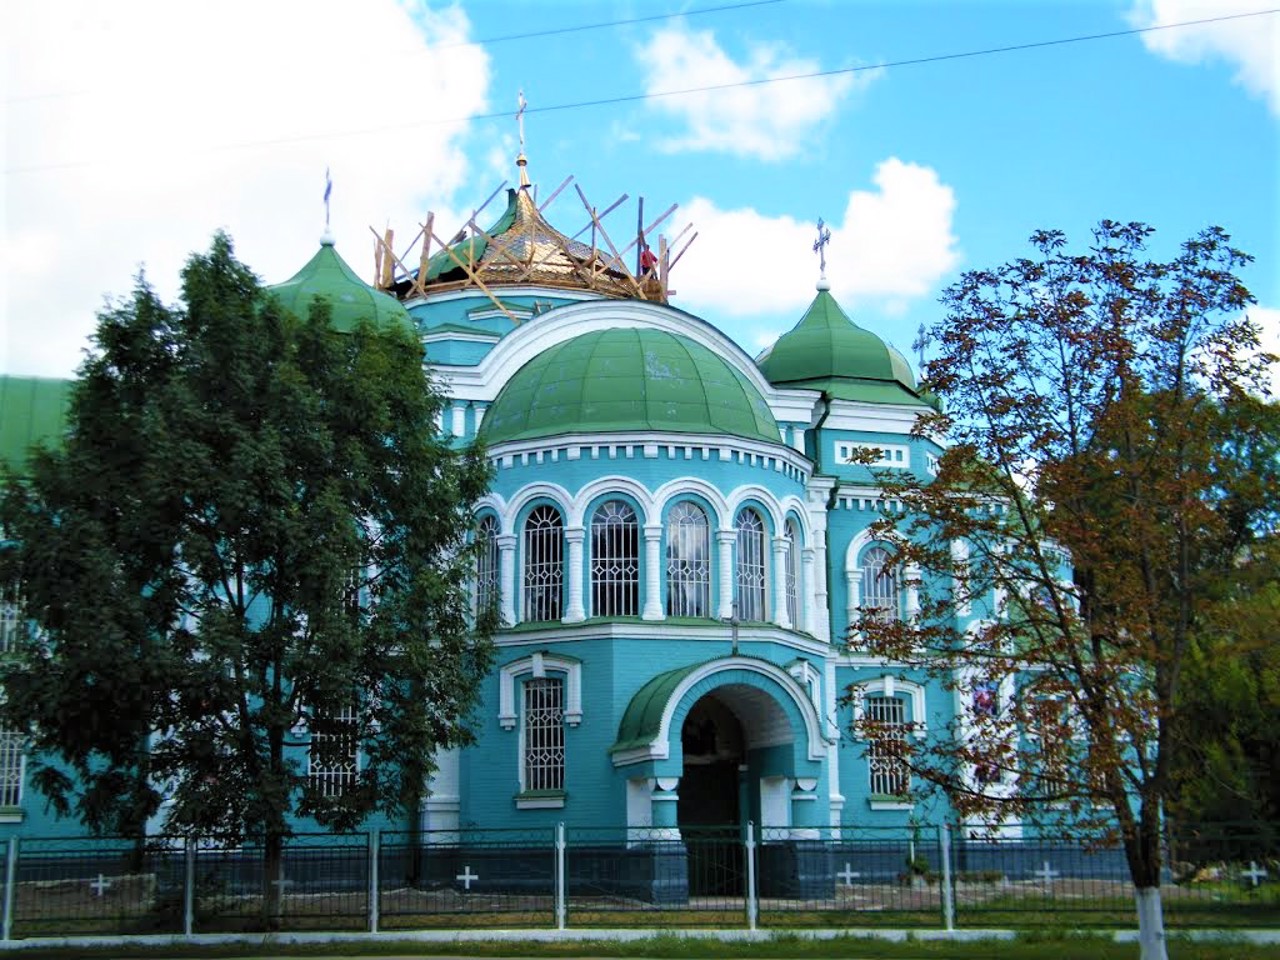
[861,545,900,623]
[666,501,711,618]
[590,500,639,617]
[523,505,564,622]
[735,508,768,622]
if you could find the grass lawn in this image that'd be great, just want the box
[4,932,1278,960]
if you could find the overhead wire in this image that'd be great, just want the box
[5,6,1277,176]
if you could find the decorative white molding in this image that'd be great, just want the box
[498,654,582,730]
[848,675,928,739]
[611,655,832,768]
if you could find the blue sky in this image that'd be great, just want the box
[4,0,1277,386]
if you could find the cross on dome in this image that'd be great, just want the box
[813,217,832,290]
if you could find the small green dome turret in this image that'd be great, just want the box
[482,328,781,446]
[758,286,926,406]
[270,236,415,335]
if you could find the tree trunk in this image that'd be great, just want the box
[263,830,284,931]
[1134,886,1167,960]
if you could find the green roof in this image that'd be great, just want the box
[481,328,781,446]
[758,288,926,406]
[0,376,73,472]
[270,238,415,335]
[611,661,707,754]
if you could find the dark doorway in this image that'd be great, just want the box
[678,695,745,895]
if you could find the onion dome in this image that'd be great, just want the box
[271,236,415,335]
[758,288,926,406]
[416,187,636,298]
[482,328,781,446]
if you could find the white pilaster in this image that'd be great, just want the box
[497,534,516,626]
[642,524,664,620]
[716,529,736,620]
[450,403,465,438]
[564,526,586,622]
[801,548,816,635]
[772,536,791,629]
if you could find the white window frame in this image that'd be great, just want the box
[520,676,565,800]
[850,676,927,811]
[860,545,900,624]
[665,500,711,618]
[735,508,768,622]
[475,514,501,616]
[522,504,564,622]
[498,652,582,730]
[784,519,801,629]
[0,724,24,816]
[1,582,24,655]
[590,499,640,617]
[836,441,910,469]
[306,704,360,799]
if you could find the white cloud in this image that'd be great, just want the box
[634,23,875,161]
[673,158,959,318]
[1129,0,1280,113]
[2,0,490,377]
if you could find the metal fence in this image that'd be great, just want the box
[0,822,1275,938]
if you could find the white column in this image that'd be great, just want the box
[772,536,791,629]
[642,524,664,621]
[801,548,817,635]
[473,402,489,430]
[716,529,736,620]
[450,403,465,438]
[905,564,921,622]
[564,526,586,623]
[497,534,517,626]
[847,565,862,631]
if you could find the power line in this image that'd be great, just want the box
[3,0,786,105]
[6,7,1277,176]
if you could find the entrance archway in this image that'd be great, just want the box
[678,693,746,895]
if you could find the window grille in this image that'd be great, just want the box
[308,705,359,799]
[865,695,909,796]
[666,501,711,618]
[523,677,564,792]
[0,725,21,807]
[590,500,639,617]
[0,583,23,655]
[861,546,900,623]
[476,515,500,615]
[523,505,564,622]
[735,509,768,621]
[785,520,801,628]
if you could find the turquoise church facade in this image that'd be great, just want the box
[0,156,1021,853]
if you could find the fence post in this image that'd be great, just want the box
[939,823,955,932]
[2,836,17,941]
[555,822,567,930]
[368,830,380,934]
[744,820,758,931]
[183,837,195,937]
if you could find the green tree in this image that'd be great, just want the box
[0,233,494,926]
[855,222,1272,960]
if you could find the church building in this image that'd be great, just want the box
[0,151,1007,858]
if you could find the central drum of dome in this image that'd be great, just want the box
[482,328,781,446]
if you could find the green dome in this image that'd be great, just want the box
[482,328,781,446]
[270,238,415,335]
[758,288,924,405]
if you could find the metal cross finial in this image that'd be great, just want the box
[813,217,832,278]
[517,90,527,150]
[323,167,332,230]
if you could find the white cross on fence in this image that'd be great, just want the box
[837,862,860,885]
[1033,861,1059,886]
[89,874,112,897]
[1242,861,1268,887]
[456,865,479,890]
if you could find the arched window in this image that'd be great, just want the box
[475,514,500,617]
[735,508,768,622]
[861,546,899,623]
[785,519,801,628]
[666,501,710,618]
[523,505,564,622]
[591,500,639,617]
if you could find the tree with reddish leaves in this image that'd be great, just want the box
[855,221,1273,960]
